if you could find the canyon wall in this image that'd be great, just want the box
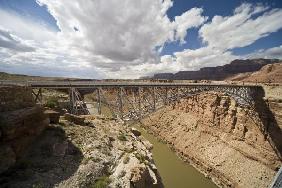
[141,92,282,188]
[0,86,49,174]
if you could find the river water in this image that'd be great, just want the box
[134,125,218,188]
[87,102,218,188]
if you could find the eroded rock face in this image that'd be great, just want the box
[141,92,282,188]
[0,86,34,112]
[0,87,49,174]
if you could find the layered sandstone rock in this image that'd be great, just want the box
[141,92,282,188]
[0,86,34,112]
[0,86,49,174]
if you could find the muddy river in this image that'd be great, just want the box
[88,102,218,188]
[134,124,218,188]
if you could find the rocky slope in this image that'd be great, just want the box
[228,62,282,83]
[0,115,162,188]
[153,59,280,80]
[0,86,163,188]
[141,92,282,188]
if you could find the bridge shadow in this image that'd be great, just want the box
[0,125,83,188]
[252,87,282,161]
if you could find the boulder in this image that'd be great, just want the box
[45,109,60,124]
[64,113,87,126]
[0,105,49,140]
[130,164,157,188]
[131,128,141,137]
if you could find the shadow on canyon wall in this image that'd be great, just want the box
[252,87,282,161]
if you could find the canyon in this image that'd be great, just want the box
[0,64,282,187]
[140,91,282,187]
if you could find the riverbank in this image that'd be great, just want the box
[140,92,281,188]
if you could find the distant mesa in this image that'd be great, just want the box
[152,59,281,81]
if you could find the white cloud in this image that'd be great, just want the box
[0,28,35,52]
[0,8,57,41]
[0,0,208,78]
[199,3,282,50]
[157,3,282,75]
[38,0,176,63]
[161,47,238,71]
[0,1,281,79]
[174,8,208,44]
[246,45,282,59]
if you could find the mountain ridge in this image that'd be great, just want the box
[152,58,281,81]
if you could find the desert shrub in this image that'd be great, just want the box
[91,176,111,188]
[45,97,59,109]
[117,133,127,141]
[123,154,130,164]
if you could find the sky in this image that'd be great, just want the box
[0,0,282,79]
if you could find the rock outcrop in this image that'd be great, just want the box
[141,92,282,188]
[152,59,280,80]
[0,86,49,174]
[0,115,163,188]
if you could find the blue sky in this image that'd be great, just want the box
[163,0,282,55]
[0,0,282,78]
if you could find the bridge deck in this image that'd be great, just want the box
[0,80,259,88]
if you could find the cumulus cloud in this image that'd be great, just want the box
[0,28,35,52]
[0,0,208,78]
[199,3,282,50]
[161,47,238,71]
[0,1,281,79]
[38,0,177,64]
[174,8,208,44]
[246,45,282,59]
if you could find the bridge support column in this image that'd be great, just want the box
[97,88,102,115]
[118,87,123,119]
[164,87,168,105]
[138,87,142,117]
[152,87,156,111]
[69,87,89,115]
[69,88,76,114]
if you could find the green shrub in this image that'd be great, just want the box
[45,97,59,108]
[91,176,111,188]
[117,133,127,141]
